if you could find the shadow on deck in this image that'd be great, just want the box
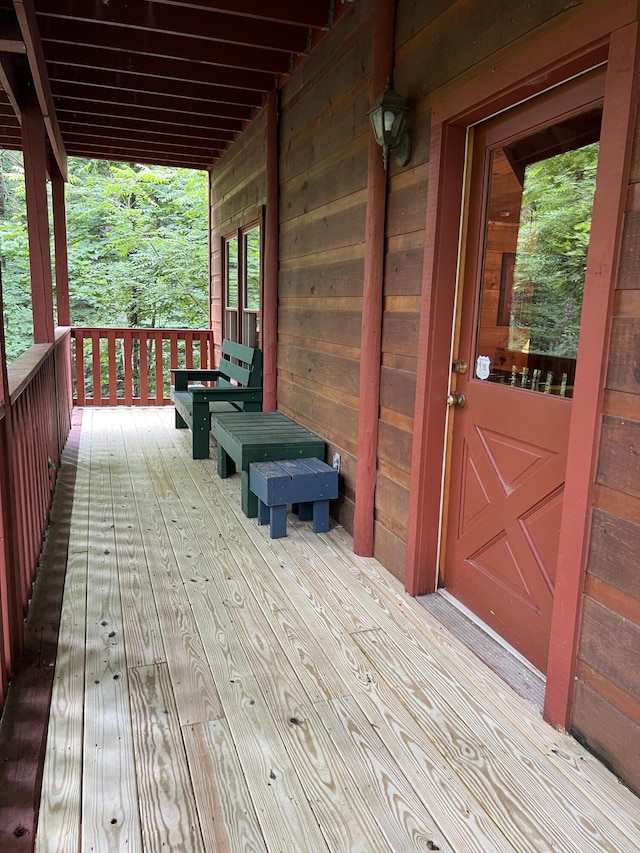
[2,407,639,852]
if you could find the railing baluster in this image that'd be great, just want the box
[154,331,163,404]
[123,331,133,406]
[139,332,149,405]
[75,331,86,406]
[90,329,102,405]
[69,327,216,406]
[185,332,194,369]
[107,330,118,405]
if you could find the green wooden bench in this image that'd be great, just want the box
[210,411,326,518]
[171,339,262,459]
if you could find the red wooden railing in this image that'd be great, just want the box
[70,327,215,406]
[0,329,73,704]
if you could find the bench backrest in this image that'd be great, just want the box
[216,340,262,394]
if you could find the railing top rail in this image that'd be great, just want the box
[6,328,72,405]
[71,327,214,335]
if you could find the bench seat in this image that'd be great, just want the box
[210,411,326,517]
[171,339,262,459]
[250,458,339,538]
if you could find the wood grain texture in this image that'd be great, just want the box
[183,720,268,853]
[578,596,640,701]
[128,663,204,851]
[36,407,640,850]
[596,414,640,498]
[587,508,640,599]
[81,415,143,852]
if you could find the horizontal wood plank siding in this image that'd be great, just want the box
[278,0,371,536]
[574,85,640,795]
[210,107,267,358]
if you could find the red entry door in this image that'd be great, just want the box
[443,71,604,673]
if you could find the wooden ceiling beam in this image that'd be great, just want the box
[56,100,245,133]
[42,42,275,92]
[47,64,264,109]
[37,17,291,75]
[52,82,254,123]
[35,0,308,54]
[64,141,212,170]
[148,0,332,30]
[59,114,236,144]
[13,0,67,179]
[62,131,221,159]
[0,54,24,123]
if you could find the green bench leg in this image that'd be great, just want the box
[217,446,236,479]
[192,400,210,459]
[241,470,259,518]
[175,408,188,429]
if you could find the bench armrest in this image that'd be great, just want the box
[170,368,222,391]
[189,385,262,403]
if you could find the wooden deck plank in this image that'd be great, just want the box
[128,663,204,851]
[315,696,451,852]
[324,524,640,846]
[183,719,268,853]
[106,414,166,669]
[194,561,400,852]
[178,577,332,852]
[160,431,354,704]
[36,417,91,853]
[170,435,521,852]
[129,417,333,850]
[35,408,640,852]
[122,415,224,726]
[354,628,632,853]
[80,413,143,852]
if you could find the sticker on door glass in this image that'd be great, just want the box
[475,355,491,380]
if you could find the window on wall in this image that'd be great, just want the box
[223,219,262,347]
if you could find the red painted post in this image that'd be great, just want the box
[263,89,279,412]
[21,93,55,344]
[545,20,640,729]
[51,170,70,326]
[353,0,395,556]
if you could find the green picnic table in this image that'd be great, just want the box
[209,411,326,517]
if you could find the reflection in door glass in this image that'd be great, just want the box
[476,110,601,398]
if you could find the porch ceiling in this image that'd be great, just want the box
[0,0,338,172]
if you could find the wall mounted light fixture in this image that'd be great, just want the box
[368,83,411,169]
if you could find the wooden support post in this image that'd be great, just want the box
[545,20,640,730]
[263,89,279,412]
[353,0,395,556]
[51,167,70,326]
[22,92,54,343]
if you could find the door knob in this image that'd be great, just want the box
[447,392,466,408]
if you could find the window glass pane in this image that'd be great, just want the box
[244,227,260,311]
[475,110,600,398]
[225,237,238,308]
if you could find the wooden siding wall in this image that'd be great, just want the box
[277,0,371,539]
[571,112,640,795]
[210,109,267,360]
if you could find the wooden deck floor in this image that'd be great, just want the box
[35,407,640,852]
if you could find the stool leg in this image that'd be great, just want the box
[312,500,330,533]
[297,501,313,521]
[257,500,269,526]
[269,504,287,539]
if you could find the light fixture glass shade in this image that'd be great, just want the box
[367,85,410,168]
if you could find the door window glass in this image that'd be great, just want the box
[475,108,601,397]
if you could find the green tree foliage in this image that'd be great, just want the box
[513,142,599,358]
[0,150,34,362]
[0,155,208,362]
